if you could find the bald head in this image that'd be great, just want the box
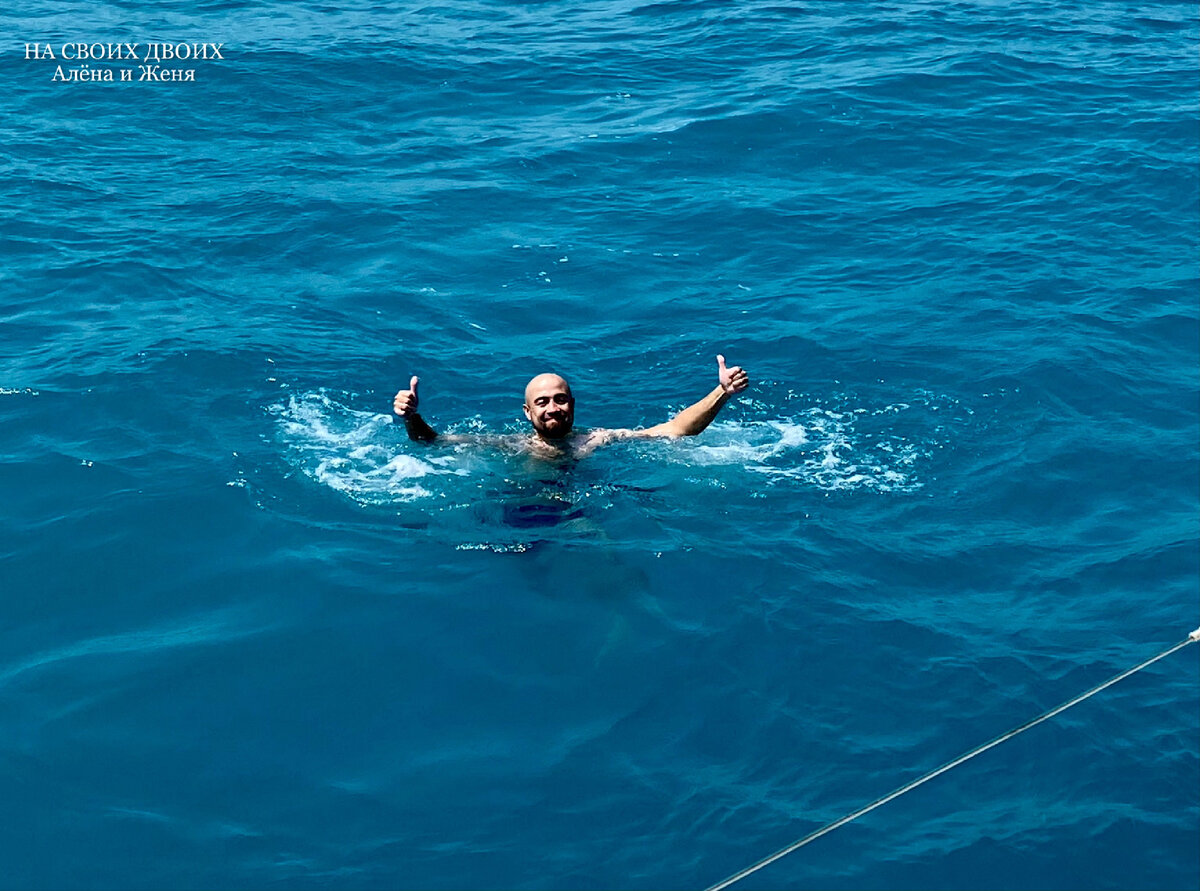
[522,373,575,440]
[524,373,572,405]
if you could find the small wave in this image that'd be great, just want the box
[0,606,265,689]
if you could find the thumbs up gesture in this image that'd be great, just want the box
[717,355,748,395]
[393,375,420,417]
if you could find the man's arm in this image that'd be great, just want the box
[644,354,748,436]
[392,377,509,447]
[593,355,749,446]
[393,375,438,442]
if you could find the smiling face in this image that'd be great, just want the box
[522,373,575,440]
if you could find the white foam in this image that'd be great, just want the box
[655,407,931,493]
[271,391,469,505]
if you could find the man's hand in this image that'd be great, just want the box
[393,375,438,441]
[622,353,750,438]
[717,355,748,395]
[393,376,420,417]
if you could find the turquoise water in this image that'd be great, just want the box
[3,2,1198,888]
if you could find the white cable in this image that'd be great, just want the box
[705,628,1200,891]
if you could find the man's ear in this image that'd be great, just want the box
[522,404,532,420]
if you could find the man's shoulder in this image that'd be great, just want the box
[581,425,676,446]
[578,427,634,446]
[436,430,526,449]
[571,427,660,455]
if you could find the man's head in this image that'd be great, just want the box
[523,373,575,440]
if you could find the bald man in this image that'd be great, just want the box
[393,355,749,455]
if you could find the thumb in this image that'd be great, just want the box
[716,354,727,375]
[409,375,419,396]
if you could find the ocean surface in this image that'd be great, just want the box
[2,2,1197,889]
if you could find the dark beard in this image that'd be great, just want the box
[537,420,573,440]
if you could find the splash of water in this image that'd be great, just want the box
[271,389,954,509]
[269,391,471,504]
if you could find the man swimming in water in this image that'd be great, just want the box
[393,355,749,455]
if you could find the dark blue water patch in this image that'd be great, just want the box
[498,494,585,529]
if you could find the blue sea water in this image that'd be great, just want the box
[2,2,1197,889]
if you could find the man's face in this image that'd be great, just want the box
[523,374,575,440]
